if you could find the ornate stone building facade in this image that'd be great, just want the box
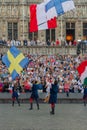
[0,0,87,43]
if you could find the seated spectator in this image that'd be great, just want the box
[24,77,32,92]
[56,39,60,46]
[30,40,35,46]
[47,40,51,46]
[59,82,64,93]
[23,39,28,46]
[73,40,77,46]
[64,81,70,97]
[3,80,9,92]
[8,83,13,93]
[0,79,3,92]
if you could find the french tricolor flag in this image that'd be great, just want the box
[29,3,57,32]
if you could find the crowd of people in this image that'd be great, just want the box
[0,39,78,46]
[0,52,85,94]
[0,51,87,112]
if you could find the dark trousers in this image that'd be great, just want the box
[12,97,20,106]
[83,99,87,106]
[29,97,39,110]
[50,103,55,114]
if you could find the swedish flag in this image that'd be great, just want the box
[2,46,29,80]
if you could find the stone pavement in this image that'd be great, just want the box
[0,103,87,130]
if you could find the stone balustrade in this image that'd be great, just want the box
[0,46,77,55]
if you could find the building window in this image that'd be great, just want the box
[29,32,38,41]
[28,22,38,41]
[66,22,75,42]
[66,23,70,29]
[66,22,75,29]
[46,29,55,42]
[83,23,87,39]
[51,29,55,41]
[8,22,18,40]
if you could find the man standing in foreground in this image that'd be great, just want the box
[49,80,58,115]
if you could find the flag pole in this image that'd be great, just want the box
[3,0,5,40]
[23,3,24,40]
[61,15,63,44]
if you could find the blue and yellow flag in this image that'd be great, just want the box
[2,46,29,80]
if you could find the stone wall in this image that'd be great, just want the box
[0,1,87,41]
[0,46,77,55]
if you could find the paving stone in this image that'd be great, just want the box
[0,104,87,130]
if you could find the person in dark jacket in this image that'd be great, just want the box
[83,85,87,106]
[12,83,20,106]
[49,80,58,115]
[47,40,51,46]
[29,80,42,110]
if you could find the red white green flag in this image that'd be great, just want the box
[77,60,87,85]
